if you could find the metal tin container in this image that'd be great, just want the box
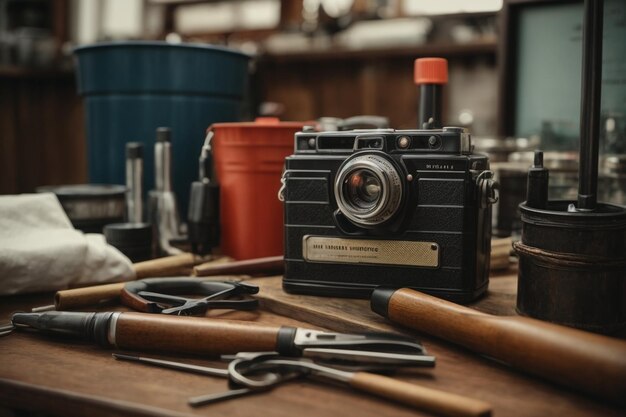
[36,184,126,233]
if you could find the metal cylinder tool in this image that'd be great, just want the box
[149,127,184,256]
[125,142,144,223]
[187,131,220,255]
[104,142,153,262]
[415,57,448,129]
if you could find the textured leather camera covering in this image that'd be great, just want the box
[282,130,492,301]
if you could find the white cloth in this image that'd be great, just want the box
[0,193,135,295]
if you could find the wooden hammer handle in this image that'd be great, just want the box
[350,372,491,417]
[374,288,626,405]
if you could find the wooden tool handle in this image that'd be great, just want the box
[379,288,626,405]
[55,253,205,310]
[193,256,284,277]
[113,312,280,355]
[350,372,491,417]
[134,253,204,278]
[55,282,125,310]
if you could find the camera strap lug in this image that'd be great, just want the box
[278,169,291,202]
[475,170,499,208]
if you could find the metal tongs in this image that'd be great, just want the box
[112,331,489,416]
[113,342,491,416]
[113,339,435,407]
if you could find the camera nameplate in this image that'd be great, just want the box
[302,236,439,268]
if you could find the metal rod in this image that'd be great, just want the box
[188,387,261,407]
[419,84,442,129]
[0,323,15,336]
[112,353,229,377]
[155,128,173,192]
[577,0,604,211]
[125,142,144,223]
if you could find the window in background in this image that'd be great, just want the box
[102,0,143,39]
[174,0,280,35]
[72,0,144,44]
[513,0,625,153]
[403,0,503,15]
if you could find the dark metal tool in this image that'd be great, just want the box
[113,352,298,405]
[149,127,184,256]
[415,58,447,129]
[120,278,259,315]
[103,142,153,262]
[125,142,144,223]
[7,311,492,414]
[8,311,431,361]
[0,322,15,336]
[113,351,490,417]
[187,130,220,255]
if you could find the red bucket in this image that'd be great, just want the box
[210,118,305,260]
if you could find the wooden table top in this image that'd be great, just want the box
[0,269,623,417]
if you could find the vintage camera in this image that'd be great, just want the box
[279,126,498,302]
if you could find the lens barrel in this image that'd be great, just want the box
[334,153,403,227]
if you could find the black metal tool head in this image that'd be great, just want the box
[121,278,259,316]
[275,327,435,368]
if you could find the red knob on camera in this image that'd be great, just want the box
[414,58,448,85]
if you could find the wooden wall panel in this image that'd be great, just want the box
[255,40,498,132]
[0,73,86,195]
[257,56,435,129]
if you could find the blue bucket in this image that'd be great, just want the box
[74,41,250,220]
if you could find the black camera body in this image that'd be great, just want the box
[280,126,497,302]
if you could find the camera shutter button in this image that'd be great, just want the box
[476,171,499,208]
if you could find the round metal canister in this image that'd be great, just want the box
[104,222,153,262]
[36,184,126,233]
[514,200,626,334]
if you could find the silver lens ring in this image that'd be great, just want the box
[334,153,403,226]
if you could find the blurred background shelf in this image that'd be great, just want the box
[0,64,72,78]
[1,0,624,203]
[261,40,497,62]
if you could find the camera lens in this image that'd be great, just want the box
[335,153,403,227]
[346,170,382,210]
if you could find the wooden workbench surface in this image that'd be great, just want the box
[0,270,622,417]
